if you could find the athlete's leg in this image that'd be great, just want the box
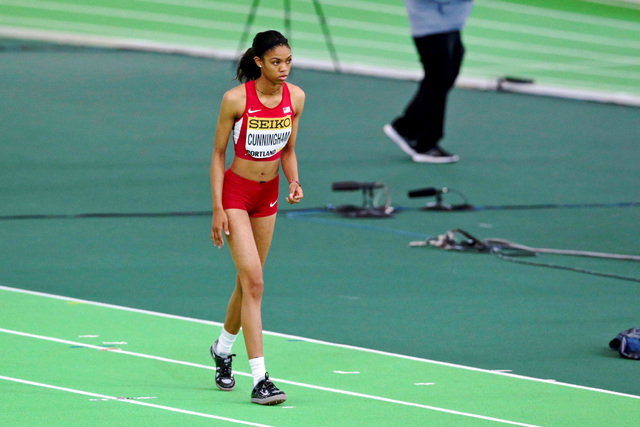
[225,209,276,359]
[222,275,242,336]
[222,213,274,335]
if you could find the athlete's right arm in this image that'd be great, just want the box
[211,88,244,248]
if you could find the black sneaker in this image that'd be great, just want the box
[412,146,459,164]
[210,340,235,391]
[250,373,287,405]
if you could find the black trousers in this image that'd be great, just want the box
[392,30,465,152]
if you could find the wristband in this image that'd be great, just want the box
[290,180,300,186]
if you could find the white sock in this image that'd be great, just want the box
[215,328,237,356]
[249,357,266,386]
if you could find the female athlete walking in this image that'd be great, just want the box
[209,30,305,405]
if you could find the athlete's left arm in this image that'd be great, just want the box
[282,84,305,204]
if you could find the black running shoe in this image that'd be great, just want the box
[210,340,235,391]
[250,373,287,405]
[412,146,459,164]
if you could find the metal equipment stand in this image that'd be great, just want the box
[236,0,341,72]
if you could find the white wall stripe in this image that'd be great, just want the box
[469,17,640,50]
[4,0,638,51]
[584,0,640,9]
[1,26,639,106]
[481,0,640,32]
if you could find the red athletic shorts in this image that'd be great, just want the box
[221,169,279,217]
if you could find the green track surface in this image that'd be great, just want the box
[2,287,640,426]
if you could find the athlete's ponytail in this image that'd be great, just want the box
[236,30,289,82]
[236,47,260,82]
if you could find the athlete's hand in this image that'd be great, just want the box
[211,211,230,248]
[286,181,303,204]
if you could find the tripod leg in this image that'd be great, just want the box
[237,0,261,56]
[311,0,341,72]
[283,0,292,41]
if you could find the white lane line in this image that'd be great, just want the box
[0,327,237,373]
[2,284,640,401]
[0,327,538,426]
[0,375,274,427]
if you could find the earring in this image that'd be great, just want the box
[258,65,262,68]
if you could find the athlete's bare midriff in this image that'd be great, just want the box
[230,157,280,183]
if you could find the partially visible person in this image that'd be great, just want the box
[209,30,305,405]
[384,0,473,163]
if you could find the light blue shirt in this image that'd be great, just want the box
[404,0,473,37]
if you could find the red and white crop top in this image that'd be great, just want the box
[233,80,294,162]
